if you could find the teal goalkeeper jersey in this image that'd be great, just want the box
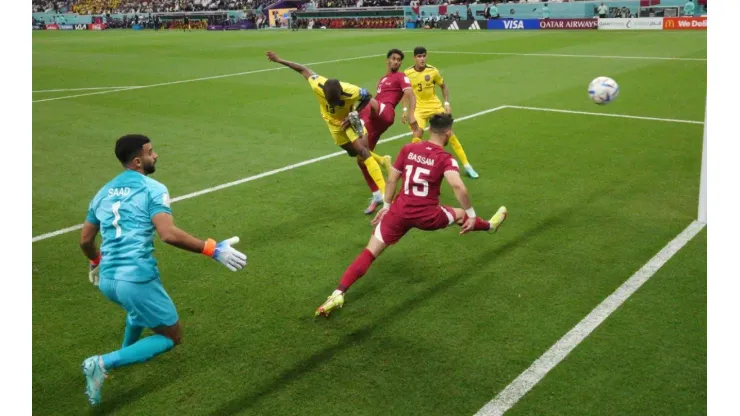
[86,170,172,282]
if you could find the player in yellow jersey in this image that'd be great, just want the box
[266,51,392,195]
[401,46,479,179]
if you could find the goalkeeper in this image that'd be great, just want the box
[78,134,248,406]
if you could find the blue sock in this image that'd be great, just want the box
[122,323,143,348]
[102,335,174,370]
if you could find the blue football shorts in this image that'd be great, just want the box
[99,278,179,329]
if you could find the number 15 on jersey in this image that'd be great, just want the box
[404,165,430,197]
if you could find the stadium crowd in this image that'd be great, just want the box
[295,16,403,28]
[54,0,273,15]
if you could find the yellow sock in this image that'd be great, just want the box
[370,151,385,164]
[363,157,385,194]
[449,134,470,166]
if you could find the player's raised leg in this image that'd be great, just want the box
[342,134,386,195]
[358,158,384,214]
[453,206,508,234]
[316,232,389,317]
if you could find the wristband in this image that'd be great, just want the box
[465,208,476,218]
[444,101,450,106]
[383,201,391,210]
[202,238,217,257]
[403,107,408,112]
[90,254,101,266]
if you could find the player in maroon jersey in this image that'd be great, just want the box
[357,49,422,215]
[316,113,508,317]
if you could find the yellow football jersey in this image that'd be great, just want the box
[404,65,444,108]
[308,74,364,126]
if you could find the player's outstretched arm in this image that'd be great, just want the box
[266,51,314,79]
[444,170,478,233]
[445,171,472,211]
[80,221,102,284]
[353,88,373,114]
[440,82,451,113]
[402,88,419,132]
[372,167,402,226]
[152,213,247,271]
[384,167,402,208]
[80,221,101,262]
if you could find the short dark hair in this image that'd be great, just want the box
[387,48,404,59]
[429,113,454,133]
[323,78,342,103]
[413,46,427,56]
[115,134,150,165]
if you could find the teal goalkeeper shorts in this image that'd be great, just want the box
[99,278,179,329]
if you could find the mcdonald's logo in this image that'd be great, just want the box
[663,17,707,30]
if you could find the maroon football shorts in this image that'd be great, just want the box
[360,102,396,150]
[373,205,456,245]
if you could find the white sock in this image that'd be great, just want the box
[372,190,382,200]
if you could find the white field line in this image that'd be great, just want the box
[33,86,141,93]
[474,220,706,416]
[31,54,385,104]
[504,105,705,125]
[31,105,508,243]
[431,51,707,62]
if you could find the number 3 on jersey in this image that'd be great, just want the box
[404,165,430,197]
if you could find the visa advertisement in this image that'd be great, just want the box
[487,19,540,30]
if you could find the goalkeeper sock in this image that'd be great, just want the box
[363,157,385,194]
[462,215,492,232]
[102,335,174,371]
[449,134,470,167]
[122,322,144,348]
[337,249,376,292]
[358,158,379,192]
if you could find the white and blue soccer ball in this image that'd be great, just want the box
[588,76,619,105]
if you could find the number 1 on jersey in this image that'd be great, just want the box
[404,165,430,197]
[112,201,122,238]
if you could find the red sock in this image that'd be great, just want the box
[337,249,376,292]
[462,215,492,231]
[358,161,379,192]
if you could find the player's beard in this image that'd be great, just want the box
[143,160,156,174]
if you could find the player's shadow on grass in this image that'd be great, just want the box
[90,365,181,416]
[209,203,577,416]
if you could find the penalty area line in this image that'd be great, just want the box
[474,220,706,416]
[32,54,385,104]
[504,105,704,125]
[33,86,141,93]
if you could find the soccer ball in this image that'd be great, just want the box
[588,76,619,105]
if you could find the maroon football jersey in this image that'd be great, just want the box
[375,71,412,108]
[391,142,460,216]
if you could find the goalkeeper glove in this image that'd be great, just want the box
[202,237,247,272]
[88,255,101,286]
